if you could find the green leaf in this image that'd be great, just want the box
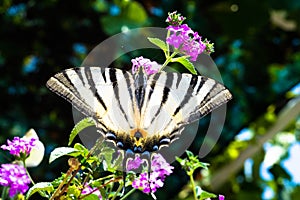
[69,143,90,158]
[74,143,88,152]
[175,156,186,167]
[67,185,81,198]
[49,147,78,163]
[25,182,54,199]
[148,37,168,51]
[69,117,95,146]
[186,150,194,158]
[172,57,197,74]
[198,188,217,200]
[99,146,117,171]
[82,194,100,200]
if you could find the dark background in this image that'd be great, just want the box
[0,0,300,199]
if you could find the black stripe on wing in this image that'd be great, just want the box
[46,70,95,117]
[46,67,136,132]
[140,72,232,148]
[108,68,133,127]
[84,67,108,111]
[187,82,232,123]
[177,76,232,126]
[149,73,173,124]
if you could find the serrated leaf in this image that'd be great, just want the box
[49,147,78,163]
[69,117,95,146]
[172,57,197,74]
[25,182,53,199]
[148,37,168,51]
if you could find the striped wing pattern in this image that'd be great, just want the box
[46,67,232,152]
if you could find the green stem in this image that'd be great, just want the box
[95,174,115,182]
[159,51,178,72]
[22,160,35,185]
[120,188,136,200]
[166,30,171,57]
[189,171,198,200]
[1,187,8,200]
[111,182,124,200]
[23,160,48,198]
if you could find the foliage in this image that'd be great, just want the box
[0,0,300,199]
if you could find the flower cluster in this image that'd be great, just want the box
[131,153,174,194]
[166,24,207,61]
[0,164,31,197]
[1,136,36,158]
[165,11,185,26]
[165,11,214,62]
[131,56,161,75]
[127,155,144,171]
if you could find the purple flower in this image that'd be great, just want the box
[1,137,36,158]
[166,24,206,61]
[0,164,31,197]
[127,155,144,171]
[131,153,174,194]
[81,184,102,199]
[131,56,161,75]
[166,11,186,26]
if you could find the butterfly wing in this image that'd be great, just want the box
[140,71,232,148]
[46,67,138,141]
[47,67,232,152]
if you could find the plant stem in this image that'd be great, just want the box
[160,51,178,72]
[165,30,171,57]
[111,182,124,200]
[120,188,136,200]
[1,187,8,199]
[189,171,198,200]
[22,160,35,185]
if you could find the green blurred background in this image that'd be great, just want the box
[1,0,300,199]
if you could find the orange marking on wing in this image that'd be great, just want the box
[130,128,148,138]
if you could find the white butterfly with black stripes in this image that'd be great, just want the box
[46,67,232,154]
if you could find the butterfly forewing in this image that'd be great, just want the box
[46,67,136,136]
[140,72,232,141]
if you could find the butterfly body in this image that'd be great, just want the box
[46,67,232,154]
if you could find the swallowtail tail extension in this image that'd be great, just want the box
[46,67,232,154]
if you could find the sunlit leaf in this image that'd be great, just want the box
[148,37,168,51]
[69,117,95,146]
[49,147,78,163]
[171,57,197,74]
[25,182,53,199]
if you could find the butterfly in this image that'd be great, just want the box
[46,67,232,158]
